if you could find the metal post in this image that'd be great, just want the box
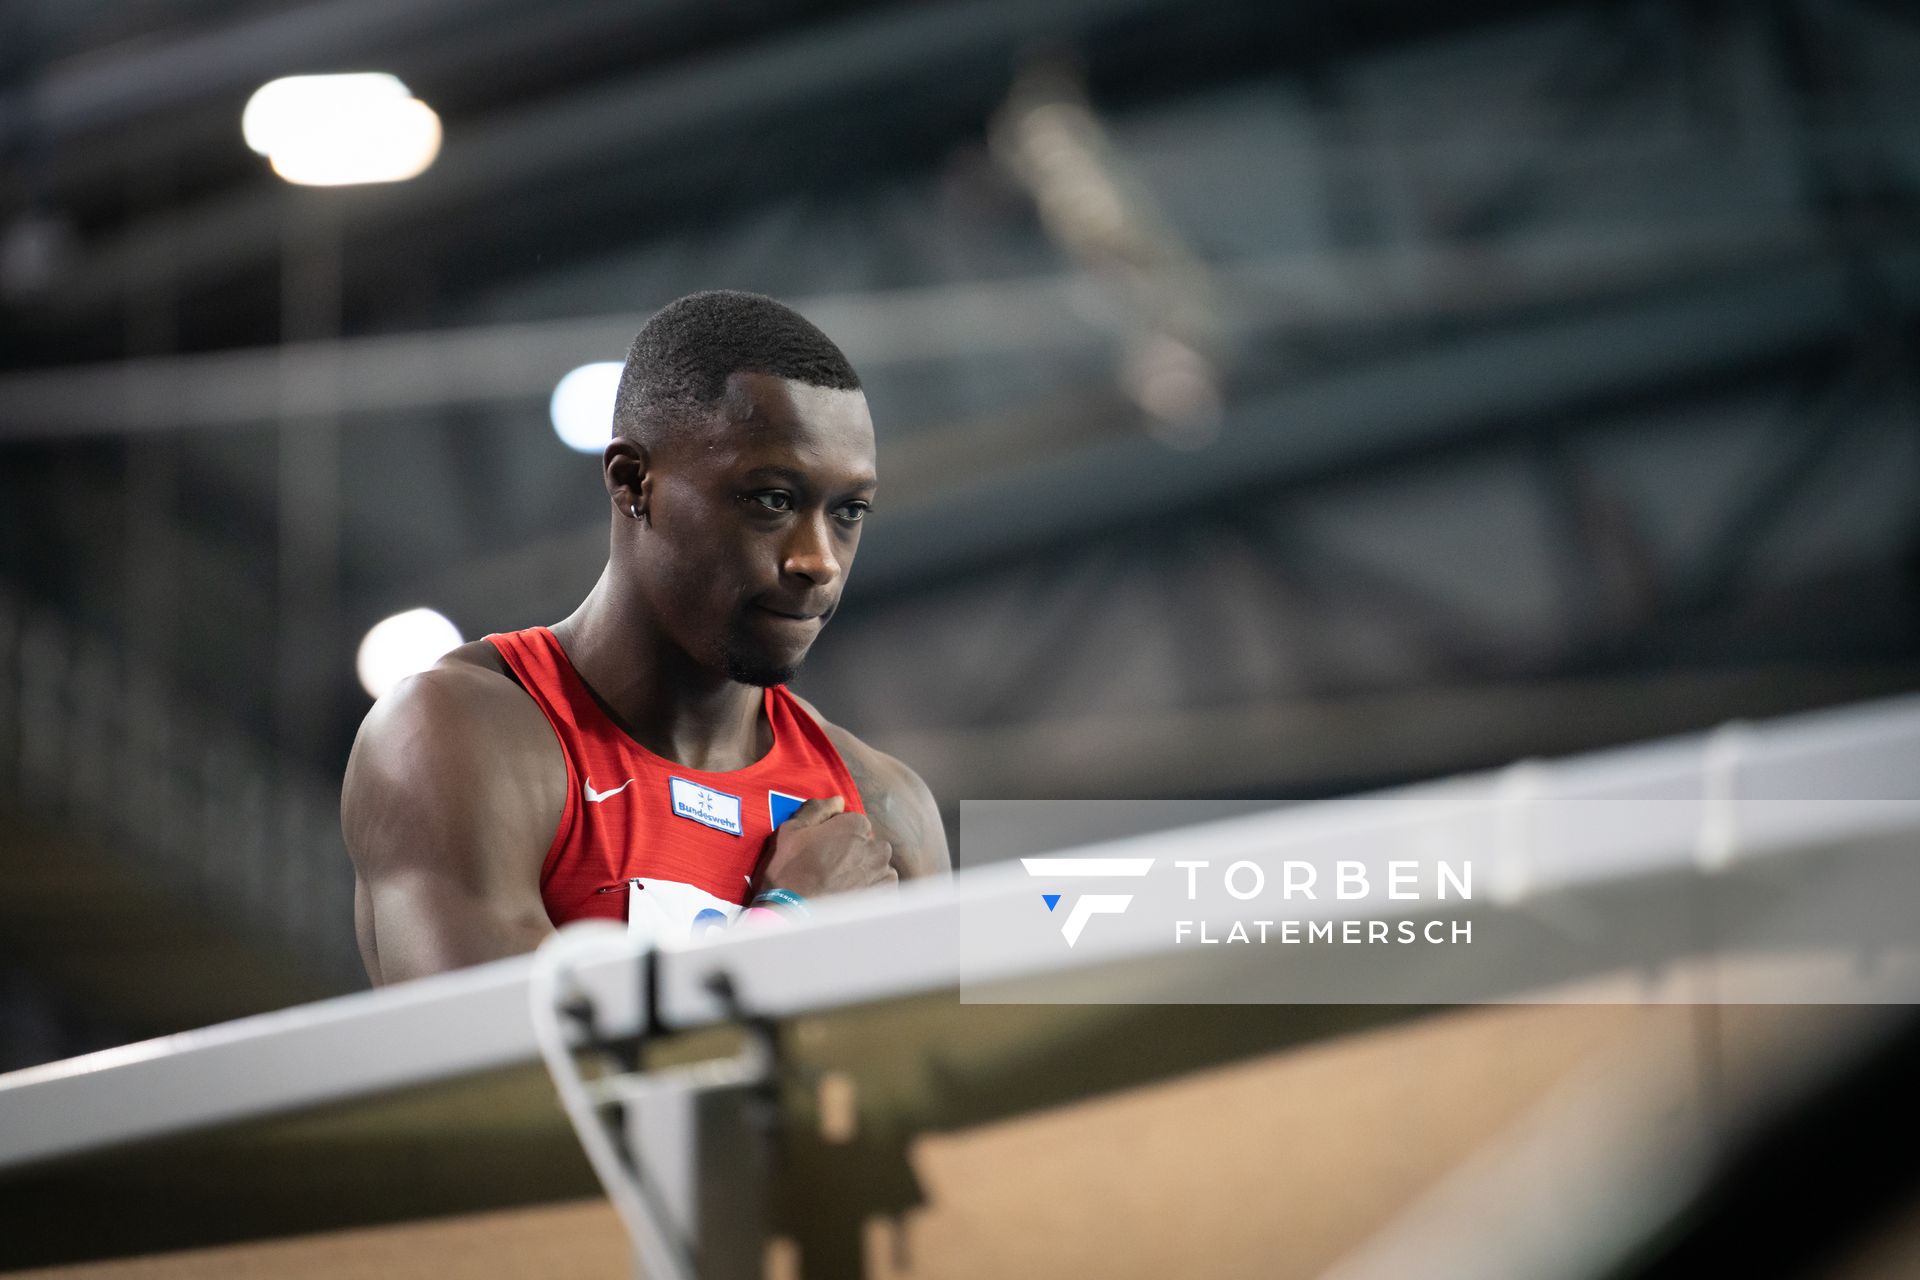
[620,1059,775,1278]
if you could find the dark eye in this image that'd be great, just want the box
[750,491,794,512]
[834,501,872,524]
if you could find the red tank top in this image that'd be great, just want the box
[487,626,863,930]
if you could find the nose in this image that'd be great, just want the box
[781,511,841,588]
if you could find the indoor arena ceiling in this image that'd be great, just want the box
[2,0,1917,785]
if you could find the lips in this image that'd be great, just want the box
[754,604,824,622]
[752,589,832,619]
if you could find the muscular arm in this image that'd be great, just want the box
[793,696,952,881]
[341,655,565,985]
[849,748,951,880]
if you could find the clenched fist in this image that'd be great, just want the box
[753,796,897,898]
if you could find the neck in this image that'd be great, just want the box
[549,565,768,771]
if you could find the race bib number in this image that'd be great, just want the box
[627,877,743,946]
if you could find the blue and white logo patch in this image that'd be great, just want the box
[768,789,807,829]
[668,777,744,836]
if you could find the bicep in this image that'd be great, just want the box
[341,672,563,985]
[353,875,379,984]
[791,696,950,881]
[888,762,951,879]
[359,859,553,985]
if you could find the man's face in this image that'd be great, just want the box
[641,371,877,685]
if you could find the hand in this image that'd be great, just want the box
[753,796,897,898]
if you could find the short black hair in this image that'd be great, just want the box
[612,290,861,444]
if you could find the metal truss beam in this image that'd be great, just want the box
[403,255,1889,626]
[0,217,1836,439]
[847,259,1885,595]
[10,0,529,142]
[32,0,1178,317]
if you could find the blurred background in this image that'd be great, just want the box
[0,0,1916,1098]
[3,3,1920,1276]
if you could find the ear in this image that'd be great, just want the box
[605,437,652,522]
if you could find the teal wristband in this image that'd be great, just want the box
[751,887,811,917]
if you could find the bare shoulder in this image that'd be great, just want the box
[342,637,563,983]
[788,692,951,879]
[351,640,550,777]
[437,635,525,686]
[342,639,564,880]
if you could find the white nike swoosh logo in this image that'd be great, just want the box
[584,778,634,803]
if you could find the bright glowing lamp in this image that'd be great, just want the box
[243,74,441,186]
[356,608,462,699]
[550,362,624,453]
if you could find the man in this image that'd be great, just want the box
[342,291,949,986]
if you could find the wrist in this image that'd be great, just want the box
[750,886,811,918]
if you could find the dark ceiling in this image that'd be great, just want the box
[2,0,1916,791]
